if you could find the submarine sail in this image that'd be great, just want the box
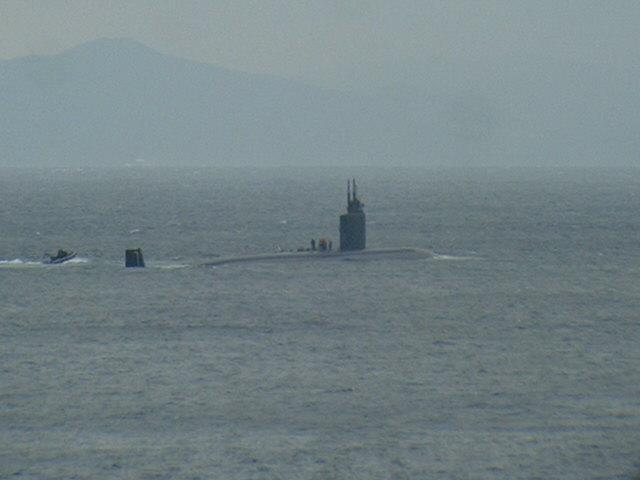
[339,178,366,251]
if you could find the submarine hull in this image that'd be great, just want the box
[201,247,431,267]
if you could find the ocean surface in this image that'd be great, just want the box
[1,166,639,479]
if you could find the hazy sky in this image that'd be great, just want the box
[1,0,639,90]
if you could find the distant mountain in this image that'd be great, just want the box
[0,38,637,166]
[0,38,433,166]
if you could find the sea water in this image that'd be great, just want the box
[1,166,639,479]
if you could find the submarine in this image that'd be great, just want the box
[201,179,432,267]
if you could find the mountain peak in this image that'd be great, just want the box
[60,37,162,62]
[70,37,152,52]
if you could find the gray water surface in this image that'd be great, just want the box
[1,167,639,479]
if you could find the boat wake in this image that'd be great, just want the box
[0,257,90,268]
[0,259,42,268]
[62,257,90,264]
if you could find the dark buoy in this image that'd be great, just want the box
[125,248,145,267]
[339,178,366,251]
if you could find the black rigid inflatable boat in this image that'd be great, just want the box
[44,249,77,264]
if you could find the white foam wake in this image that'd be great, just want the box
[0,259,43,267]
[432,253,477,261]
[63,257,90,264]
[0,257,91,268]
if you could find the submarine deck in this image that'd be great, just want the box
[200,247,432,267]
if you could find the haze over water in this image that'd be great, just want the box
[1,166,639,479]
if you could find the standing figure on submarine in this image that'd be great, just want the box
[340,178,366,251]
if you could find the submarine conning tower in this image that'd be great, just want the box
[339,178,366,251]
